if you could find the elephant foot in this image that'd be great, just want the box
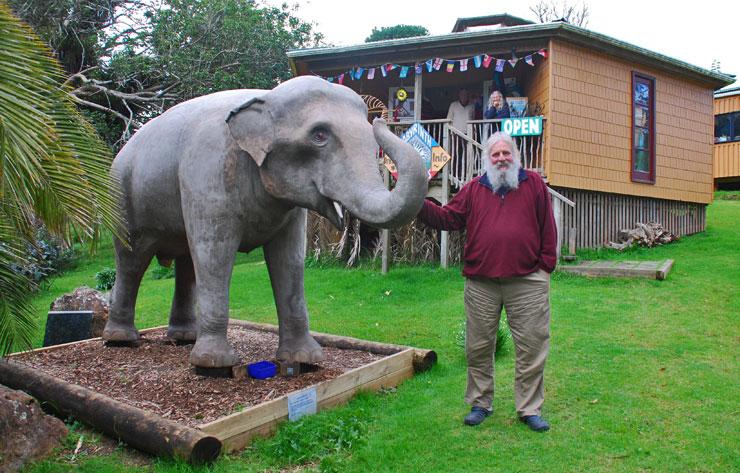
[167,324,197,344]
[277,335,325,363]
[102,321,140,344]
[189,334,239,368]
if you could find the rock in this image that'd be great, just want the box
[0,384,68,472]
[50,286,109,337]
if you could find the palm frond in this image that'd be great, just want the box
[0,3,127,355]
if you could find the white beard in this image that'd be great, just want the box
[483,156,521,192]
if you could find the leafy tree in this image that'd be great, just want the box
[9,0,323,145]
[140,0,323,101]
[365,24,429,43]
[530,0,589,27]
[0,3,124,356]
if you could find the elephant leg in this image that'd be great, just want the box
[187,220,241,368]
[167,254,197,342]
[103,238,155,342]
[264,209,325,363]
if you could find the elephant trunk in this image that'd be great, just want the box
[348,119,427,229]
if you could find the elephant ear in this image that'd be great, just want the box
[225,96,274,167]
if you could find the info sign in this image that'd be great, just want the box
[384,123,451,180]
[501,116,543,137]
[288,386,317,421]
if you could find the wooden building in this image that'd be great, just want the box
[713,87,740,189]
[288,14,733,253]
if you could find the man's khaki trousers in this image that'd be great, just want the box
[463,269,551,417]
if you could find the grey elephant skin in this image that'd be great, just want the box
[103,76,427,369]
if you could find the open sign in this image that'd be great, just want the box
[501,117,543,136]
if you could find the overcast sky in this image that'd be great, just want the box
[266,0,737,89]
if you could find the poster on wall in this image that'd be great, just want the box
[507,97,528,118]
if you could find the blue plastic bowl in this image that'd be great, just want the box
[247,360,277,379]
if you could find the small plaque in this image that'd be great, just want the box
[43,311,93,347]
[288,387,317,421]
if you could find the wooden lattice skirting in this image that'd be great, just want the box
[552,187,707,249]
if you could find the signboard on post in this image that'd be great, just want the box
[384,123,451,180]
[501,117,543,137]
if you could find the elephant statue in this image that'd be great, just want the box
[102,76,427,370]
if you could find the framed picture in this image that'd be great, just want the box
[507,97,528,118]
[388,87,415,122]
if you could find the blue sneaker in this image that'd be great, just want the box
[520,415,550,432]
[464,406,492,426]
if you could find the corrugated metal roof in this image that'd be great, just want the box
[288,22,733,88]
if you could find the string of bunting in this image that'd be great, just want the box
[319,49,548,85]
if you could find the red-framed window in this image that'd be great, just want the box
[631,72,656,183]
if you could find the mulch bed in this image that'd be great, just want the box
[12,326,385,427]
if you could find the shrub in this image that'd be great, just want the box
[95,268,116,290]
[11,225,76,288]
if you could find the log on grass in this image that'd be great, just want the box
[229,319,437,372]
[0,359,221,464]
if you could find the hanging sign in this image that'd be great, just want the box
[501,117,543,136]
[384,123,451,180]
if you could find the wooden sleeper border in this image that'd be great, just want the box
[1,319,436,463]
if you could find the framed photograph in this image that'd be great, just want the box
[507,97,528,118]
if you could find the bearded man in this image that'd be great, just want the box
[417,131,557,432]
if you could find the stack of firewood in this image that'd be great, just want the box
[607,222,679,251]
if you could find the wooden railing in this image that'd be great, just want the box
[387,118,547,190]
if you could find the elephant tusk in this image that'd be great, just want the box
[333,201,344,226]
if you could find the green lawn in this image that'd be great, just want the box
[24,197,739,473]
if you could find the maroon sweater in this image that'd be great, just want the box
[419,169,557,278]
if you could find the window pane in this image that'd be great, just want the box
[635,106,649,127]
[715,114,731,142]
[634,149,650,172]
[733,113,740,141]
[634,82,650,105]
[635,128,649,149]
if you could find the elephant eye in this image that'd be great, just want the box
[310,128,329,146]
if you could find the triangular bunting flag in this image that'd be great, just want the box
[400,66,409,78]
[482,54,493,68]
[326,76,334,83]
[495,59,505,72]
[367,68,375,80]
[460,58,469,71]
[525,55,534,66]
[426,59,434,72]
[508,58,518,68]
[473,55,482,68]
[380,65,387,77]
[446,61,455,72]
[433,58,443,70]
[338,73,345,84]
[415,63,422,74]
[355,67,364,79]
[538,49,548,58]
